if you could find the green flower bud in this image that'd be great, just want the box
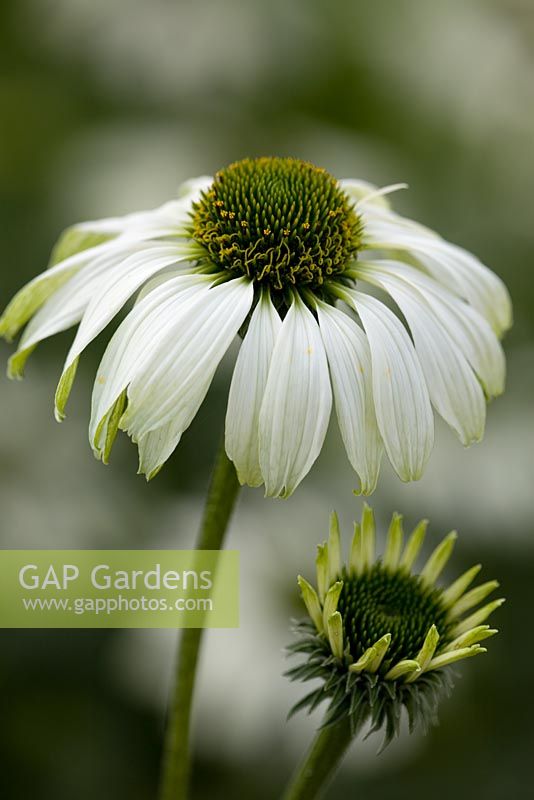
[286,506,502,749]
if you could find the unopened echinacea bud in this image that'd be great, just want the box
[286,506,502,750]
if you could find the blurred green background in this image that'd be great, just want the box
[1,0,533,797]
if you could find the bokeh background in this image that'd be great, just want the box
[1,0,533,797]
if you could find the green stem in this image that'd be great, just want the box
[281,719,354,800]
[159,441,241,800]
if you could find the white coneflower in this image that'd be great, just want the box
[0,158,511,497]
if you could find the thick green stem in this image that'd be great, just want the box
[282,719,354,800]
[159,442,241,800]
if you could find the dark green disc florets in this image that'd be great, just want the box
[190,157,362,292]
[338,565,452,669]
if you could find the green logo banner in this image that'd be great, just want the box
[0,550,239,629]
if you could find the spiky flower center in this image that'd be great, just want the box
[190,157,362,292]
[338,565,452,667]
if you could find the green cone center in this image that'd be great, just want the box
[190,157,362,292]
[337,565,452,667]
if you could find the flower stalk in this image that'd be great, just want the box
[282,718,353,800]
[159,440,241,800]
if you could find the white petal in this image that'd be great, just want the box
[362,207,439,241]
[358,259,505,398]
[225,291,282,487]
[258,296,332,498]
[343,290,434,481]
[423,292,506,399]
[339,179,392,209]
[363,220,512,336]
[177,175,213,199]
[317,302,383,494]
[15,241,154,356]
[61,244,195,374]
[0,240,115,343]
[340,180,408,213]
[75,192,199,238]
[89,275,212,455]
[356,264,486,445]
[55,246,198,419]
[2,188,199,351]
[415,243,511,338]
[136,418,187,480]
[135,267,193,303]
[121,278,254,443]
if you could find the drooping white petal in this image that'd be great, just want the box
[356,259,505,398]
[135,267,195,303]
[89,274,213,457]
[75,188,204,238]
[136,418,187,480]
[316,301,383,494]
[0,240,115,344]
[121,278,254,447]
[342,290,434,482]
[74,209,166,237]
[416,243,512,338]
[424,294,506,399]
[356,263,486,445]
[258,295,332,498]
[15,241,155,356]
[1,186,203,361]
[361,206,440,241]
[363,219,512,336]
[225,290,282,487]
[55,244,196,417]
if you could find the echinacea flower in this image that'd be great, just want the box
[288,505,502,748]
[0,158,511,497]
